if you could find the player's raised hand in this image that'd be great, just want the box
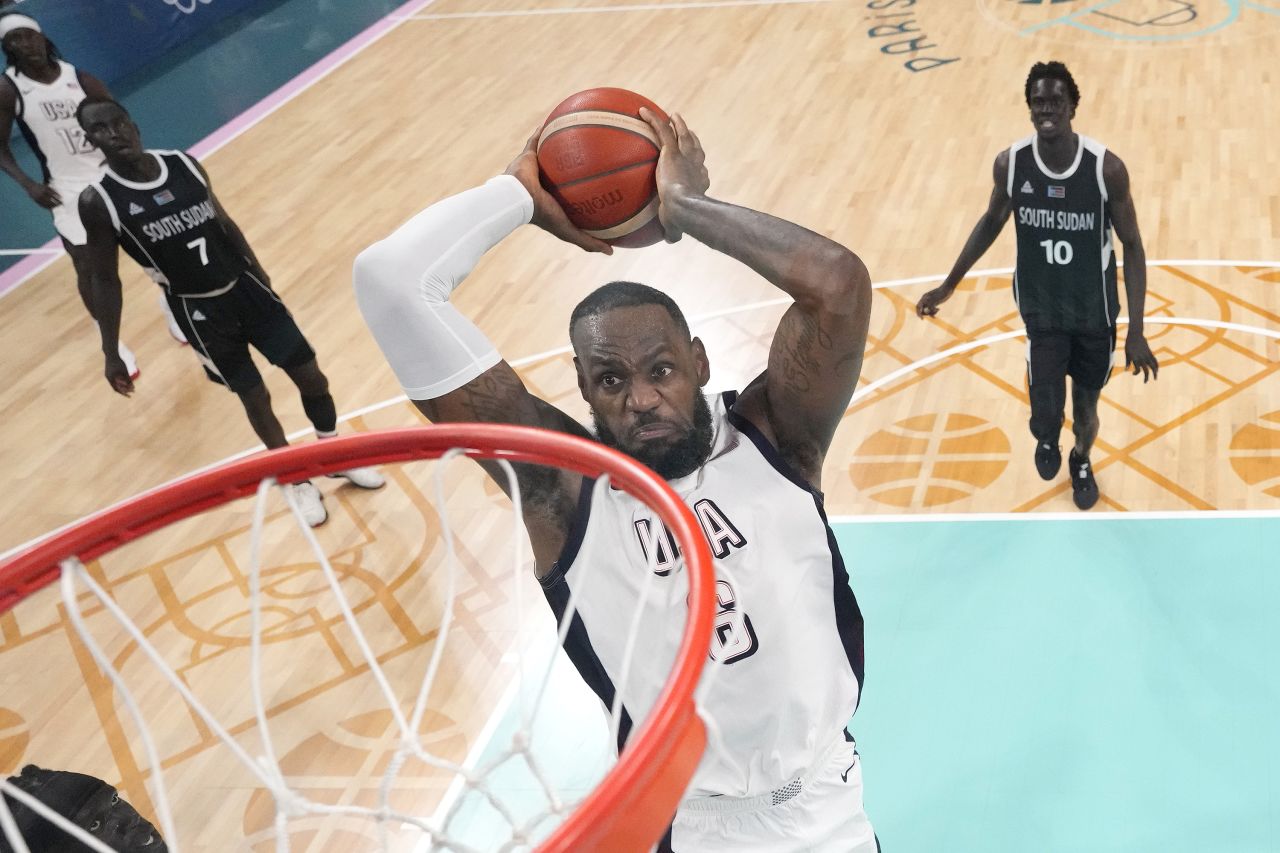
[104,353,135,396]
[916,285,955,318]
[1124,332,1159,383]
[639,108,710,243]
[505,128,612,255]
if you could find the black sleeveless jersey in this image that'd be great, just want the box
[90,150,248,296]
[1007,134,1119,333]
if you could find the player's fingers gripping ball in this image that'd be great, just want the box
[537,87,669,249]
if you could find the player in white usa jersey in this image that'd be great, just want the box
[355,110,878,851]
[0,13,184,377]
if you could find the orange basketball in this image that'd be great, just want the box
[537,88,668,249]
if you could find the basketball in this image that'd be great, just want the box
[537,87,669,249]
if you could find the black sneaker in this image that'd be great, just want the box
[1069,449,1099,510]
[1034,441,1061,480]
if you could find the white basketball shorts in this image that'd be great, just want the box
[668,730,878,852]
[50,178,92,246]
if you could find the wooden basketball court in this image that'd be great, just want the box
[1,1,1277,849]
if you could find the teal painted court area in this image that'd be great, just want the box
[842,516,1280,853]
[449,515,1280,852]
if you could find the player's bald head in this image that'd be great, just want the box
[570,281,691,347]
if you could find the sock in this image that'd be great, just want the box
[301,393,337,435]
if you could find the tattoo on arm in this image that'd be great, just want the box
[776,312,835,394]
[416,363,584,535]
[764,303,866,481]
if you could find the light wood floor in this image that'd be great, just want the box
[1,2,1278,849]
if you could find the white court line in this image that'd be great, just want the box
[185,0,438,164]
[397,0,839,20]
[425,677,522,846]
[4,313,1276,562]
[0,249,62,256]
[3,263,1278,562]
[846,316,1280,405]
[829,509,1280,524]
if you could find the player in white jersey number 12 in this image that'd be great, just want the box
[355,110,879,851]
[0,13,186,376]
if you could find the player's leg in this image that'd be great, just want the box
[1070,382,1102,459]
[1064,330,1114,510]
[243,273,384,490]
[280,356,384,489]
[173,287,327,524]
[236,380,288,449]
[1068,381,1102,508]
[234,378,329,527]
[1026,330,1070,480]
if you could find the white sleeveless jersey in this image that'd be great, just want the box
[540,391,865,799]
[4,61,105,185]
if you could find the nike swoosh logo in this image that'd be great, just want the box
[840,760,856,783]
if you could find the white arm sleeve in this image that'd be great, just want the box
[353,175,534,400]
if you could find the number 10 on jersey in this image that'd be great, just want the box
[1038,239,1073,265]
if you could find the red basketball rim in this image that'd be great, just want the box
[0,424,715,852]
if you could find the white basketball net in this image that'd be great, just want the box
[0,452,730,852]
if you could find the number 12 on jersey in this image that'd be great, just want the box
[1038,239,1074,265]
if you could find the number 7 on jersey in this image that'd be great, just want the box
[187,236,209,265]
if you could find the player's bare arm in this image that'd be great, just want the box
[189,158,269,282]
[78,187,133,396]
[917,150,1014,318]
[76,70,111,100]
[639,108,871,488]
[1103,151,1158,383]
[355,132,611,571]
[0,79,59,208]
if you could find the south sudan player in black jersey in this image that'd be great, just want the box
[75,98,384,526]
[916,62,1159,510]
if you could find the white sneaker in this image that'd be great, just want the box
[159,294,188,345]
[329,466,386,490]
[286,481,328,527]
[118,340,140,380]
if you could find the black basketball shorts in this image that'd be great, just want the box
[167,271,316,394]
[1025,328,1116,441]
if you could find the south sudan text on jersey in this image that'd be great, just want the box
[140,199,217,243]
[1016,208,1097,231]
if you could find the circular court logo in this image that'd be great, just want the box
[849,412,1011,508]
[1229,411,1280,497]
[982,0,1280,45]
[0,706,29,775]
[242,708,468,848]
